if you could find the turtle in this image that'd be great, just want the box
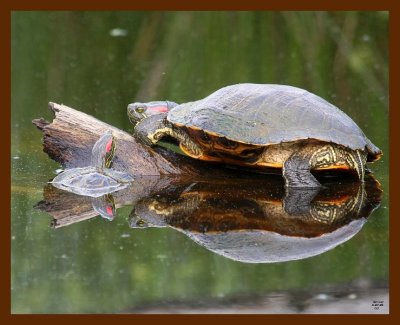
[50,130,134,197]
[127,83,382,188]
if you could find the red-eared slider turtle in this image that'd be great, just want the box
[51,131,133,197]
[128,84,382,188]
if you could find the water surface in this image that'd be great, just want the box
[11,11,388,313]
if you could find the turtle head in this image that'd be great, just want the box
[127,101,178,126]
[91,130,116,169]
[92,194,116,221]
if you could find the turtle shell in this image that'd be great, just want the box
[51,167,130,197]
[167,84,381,161]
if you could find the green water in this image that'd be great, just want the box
[11,11,389,313]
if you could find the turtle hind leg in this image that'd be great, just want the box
[345,150,367,182]
[283,153,321,188]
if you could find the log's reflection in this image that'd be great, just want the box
[129,176,382,263]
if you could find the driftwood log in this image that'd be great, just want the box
[32,102,237,178]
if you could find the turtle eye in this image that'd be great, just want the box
[136,107,145,113]
[136,219,147,227]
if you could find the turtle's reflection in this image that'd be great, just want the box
[129,177,382,263]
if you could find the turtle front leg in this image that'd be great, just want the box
[134,113,169,147]
[283,153,321,188]
[134,113,203,158]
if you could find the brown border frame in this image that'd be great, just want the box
[3,0,398,323]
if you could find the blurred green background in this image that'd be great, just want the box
[11,11,388,313]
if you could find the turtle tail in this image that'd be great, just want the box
[365,138,382,162]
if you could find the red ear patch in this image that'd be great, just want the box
[149,106,168,113]
[106,206,113,216]
[105,138,113,153]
